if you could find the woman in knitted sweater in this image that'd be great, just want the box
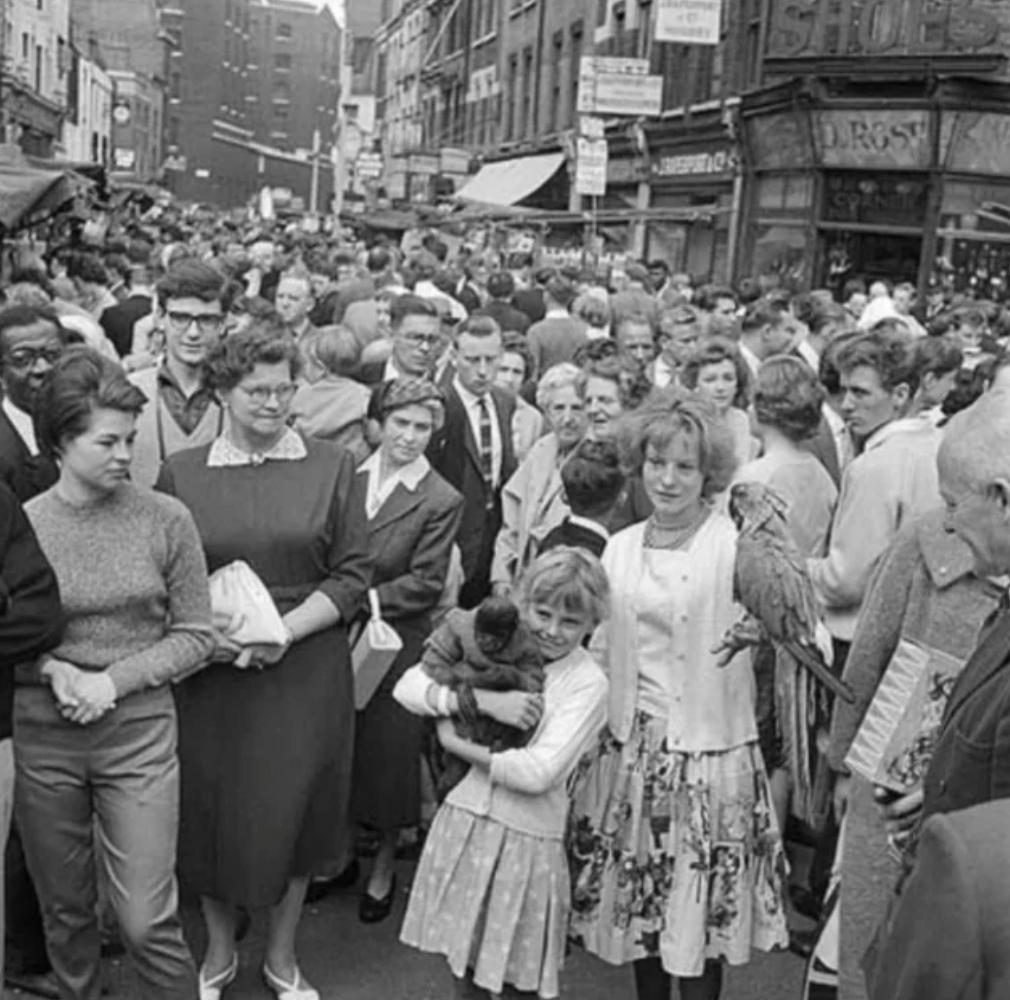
[16,348,214,1000]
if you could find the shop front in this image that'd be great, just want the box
[744,0,1010,296]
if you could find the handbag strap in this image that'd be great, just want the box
[368,588,382,621]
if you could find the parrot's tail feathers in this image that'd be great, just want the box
[784,639,855,704]
[775,650,817,827]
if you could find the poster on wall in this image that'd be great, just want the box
[655,0,722,45]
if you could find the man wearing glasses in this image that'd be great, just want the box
[129,261,228,487]
[358,295,442,386]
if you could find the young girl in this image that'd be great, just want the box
[394,548,610,999]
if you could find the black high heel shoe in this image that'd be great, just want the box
[358,873,397,924]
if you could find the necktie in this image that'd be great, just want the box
[477,396,494,499]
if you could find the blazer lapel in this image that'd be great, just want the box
[445,384,484,478]
[369,480,426,537]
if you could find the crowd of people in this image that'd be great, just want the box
[1,214,1010,1000]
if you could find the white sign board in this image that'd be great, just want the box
[655,0,722,45]
[580,115,606,140]
[576,138,608,197]
[355,153,384,178]
[577,56,663,117]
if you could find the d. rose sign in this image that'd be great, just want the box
[767,0,1003,59]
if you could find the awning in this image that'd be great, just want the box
[455,152,565,207]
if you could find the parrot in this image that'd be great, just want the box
[726,480,854,705]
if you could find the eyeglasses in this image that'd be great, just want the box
[401,333,441,349]
[5,346,62,369]
[237,383,298,407]
[166,311,225,334]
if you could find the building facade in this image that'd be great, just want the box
[2,0,71,157]
[70,0,169,181]
[62,40,113,166]
[740,0,1010,295]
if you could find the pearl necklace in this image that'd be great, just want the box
[643,507,710,551]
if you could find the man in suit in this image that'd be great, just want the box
[358,295,442,387]
[0,305,67,997]
[275,272,316,348]
[475,272,530,336]
[428,315,516,608]
[526,276,588,380]
[0,305,66,502]
[99,258,155,359]
[868,800,1010,1000]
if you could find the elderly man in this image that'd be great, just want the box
[867,390,1010,1000]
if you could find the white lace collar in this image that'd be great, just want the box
[207,428,308,467]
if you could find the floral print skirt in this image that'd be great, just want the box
[566,711,789,978]
[401,804,569,998]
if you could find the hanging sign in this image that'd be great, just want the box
[577,57,663,117]
[655,0,722,45]
[576,139,608,197]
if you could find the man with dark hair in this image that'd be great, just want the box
[526,277,588,379]
[476,272,530,335]
[67,253,117,321]
[539,438,624,558]
[428,316,516,607]
[129,261,228,486]
[0,303,70,998]
[358,295,442,386]
[512,263,551,324]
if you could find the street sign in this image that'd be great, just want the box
[655,0,722,45]
[580,115,606,140]
[577,56,663,117]
[355,152,384,178]
[576,138,608,197]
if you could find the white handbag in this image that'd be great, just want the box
[208,561,289,647]
[352,589,403,710]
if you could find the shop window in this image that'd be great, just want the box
[757,174,813,212]
[821,172,929,228]
[274,53,292,71]
[548,33,562,133]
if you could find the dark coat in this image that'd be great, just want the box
[0,409,58,503]
[100,293,153,358]
[538,518,609,560]
[351,464,463,829]
[868,800,1010,1000]
[512,287,546,324]
[427,383,516,607]
[921,604,1010,822]
[0,480,62,739]
[476,300,531,335]
[356,359,387,388]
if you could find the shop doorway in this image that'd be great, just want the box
[819,230,923,296]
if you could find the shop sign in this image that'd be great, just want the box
[355,152,384,178]
[439,147,471,174]
[407,152,439,175]
[576,138,608,197]
[653,146,739,179]
[944,112,1010,175]
[114,149,136,170]
[655,0,722,45]
[767,0,1005,60]
[748,110,813,170]
[815,109,931,169]
[580,115,606,140]
[607,156,648,185]
[577,57,663,117]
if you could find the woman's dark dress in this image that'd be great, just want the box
[158,440,371,907]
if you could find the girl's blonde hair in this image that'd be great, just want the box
[517,547,610,630]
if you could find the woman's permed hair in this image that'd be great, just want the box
[204,323,302,392]
[616,387,737,498]
[36,347,147,460]
[518,547,610,631]
[678,336,752,410]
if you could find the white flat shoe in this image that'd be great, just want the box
[263,964,320,1000]
[198,954,238,1000]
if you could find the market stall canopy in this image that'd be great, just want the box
[455,153,565,207]
[0,160,93,230]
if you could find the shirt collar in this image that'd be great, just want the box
[568,513,610,541]
[863,416,932,453]
[453,375,490,409]
[2,397,37,455]
[207,427,307,467]
[157,360,210,394]
[360,449,430,492]
[545,307,569,319]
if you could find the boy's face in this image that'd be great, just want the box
[526,602,591,662]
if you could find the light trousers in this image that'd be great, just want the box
[13,686,197,1000]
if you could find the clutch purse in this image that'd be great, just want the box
[352,589,403,710]
[208,560,289,648]
[845,638,963,794]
